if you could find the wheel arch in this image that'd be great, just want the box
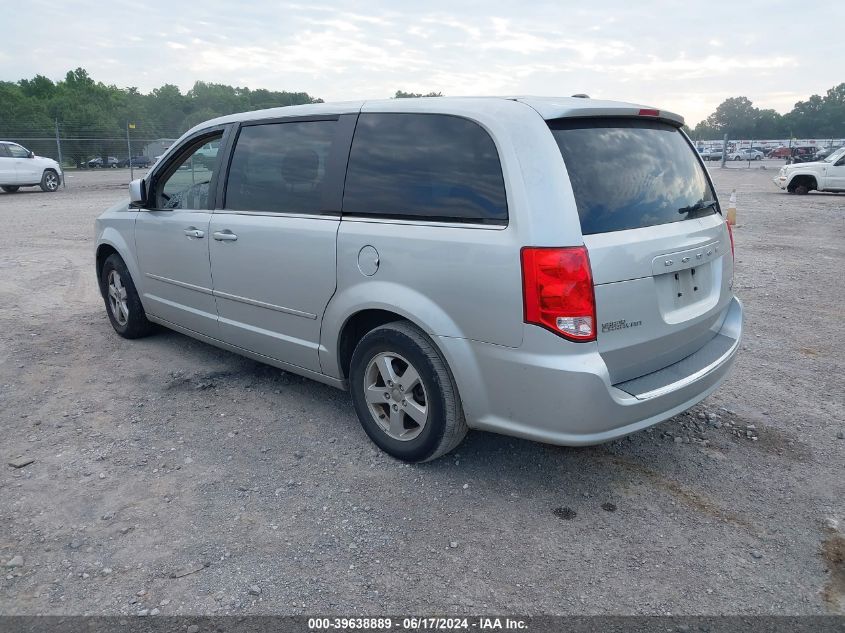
[787,173,818,192]
[95,231,144,301]
[322,286,467,381]
[334,309,413,381]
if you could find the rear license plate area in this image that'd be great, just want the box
[671,266,703,307]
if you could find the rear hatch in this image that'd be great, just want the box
[548,116,734,384]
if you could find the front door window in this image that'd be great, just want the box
[156,136,222,210]
[7,144,30,158]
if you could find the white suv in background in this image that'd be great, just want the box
[0,141,63,193]
[773,146,845,194]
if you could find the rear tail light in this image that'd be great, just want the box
[726,220,735,259]
[521,246,596,342]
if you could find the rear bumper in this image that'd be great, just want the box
[437,296,742,446]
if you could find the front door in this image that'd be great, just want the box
[823,154,845,190]
[133,132,225,338]
[0,144,15,184]
[209,117,351,372]
[7,144,37,184]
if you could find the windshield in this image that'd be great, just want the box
[549,118,718,235]
[824,147,845,163]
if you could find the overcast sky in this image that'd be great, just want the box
[3,0,842,125]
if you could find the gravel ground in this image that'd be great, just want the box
[0,164,843,616]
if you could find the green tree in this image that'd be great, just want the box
[394,90,443,98]
[692,84,845,140]
[0,68,325,165]
[18,75,56,100]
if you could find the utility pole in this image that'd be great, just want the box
[720,133,728,168]
[126,122,135,181]
[54,119,66,189]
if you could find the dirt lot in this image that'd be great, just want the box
[0,164,843,616]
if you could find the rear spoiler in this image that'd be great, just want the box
[513,98,685,128]
[548,107,685,128]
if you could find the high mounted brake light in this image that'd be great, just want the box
[521,246,596,342]
[638,108,660,117]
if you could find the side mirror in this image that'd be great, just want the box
[129,178,147,207]
[28,151,35,159]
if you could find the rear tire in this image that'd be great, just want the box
[40,169,59,192]
[101,254,154,339]
[1,186,20,193]
[349,321,467,462]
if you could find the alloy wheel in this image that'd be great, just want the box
[363,352,428,441]
[107,270,129,326]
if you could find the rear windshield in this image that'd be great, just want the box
[549,118,718,235]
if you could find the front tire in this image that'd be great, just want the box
[40,169,59,192]
[349,321,467,462]
[1,186,20,193]
[101,254,154,339]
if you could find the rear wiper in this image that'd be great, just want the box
[678,200,718,215]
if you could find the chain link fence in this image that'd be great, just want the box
[2,120,182,169]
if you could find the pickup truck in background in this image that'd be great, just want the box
[773,146,845,194]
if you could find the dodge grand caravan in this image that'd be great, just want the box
[95,97,742,462]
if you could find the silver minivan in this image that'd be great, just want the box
[95,97,742,462]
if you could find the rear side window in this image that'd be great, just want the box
[343,113,507,224]
[225,120,336,214]
[549,118,717,235]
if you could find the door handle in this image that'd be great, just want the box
[213,230,238,242]
[183,227,205,239]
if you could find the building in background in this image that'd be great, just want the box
[143,139,177,159]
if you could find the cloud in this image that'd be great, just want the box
[0,0,842,126]
[584,54,799,81]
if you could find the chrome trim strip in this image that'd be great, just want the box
[340,216,507,230]
[145,273,213,295]
[211,210,339,220]
[212,289,317,319]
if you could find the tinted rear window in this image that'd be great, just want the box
[343,113,507,224]
[549,118,717,235]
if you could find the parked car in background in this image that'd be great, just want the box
[768,147,791,158]
[87,156,119,169]
[95,96,741,462]
[788,147,817,164]
[0,141,62,192]
[117,156,152,168]
[728,149,763,161]
[774,146,845,194]
[701,147,724,161]
[192,142,219,168]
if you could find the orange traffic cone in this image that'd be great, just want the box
[726,189,737,226]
